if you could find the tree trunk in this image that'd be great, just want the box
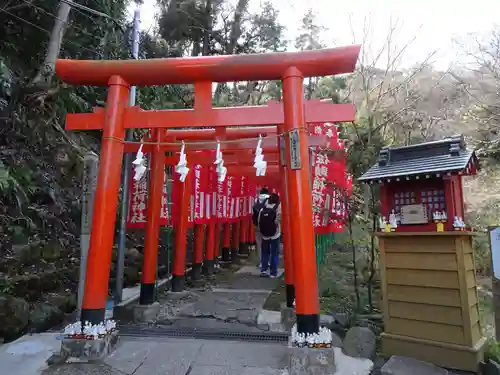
[32,0,72,86]
[348,211,361,311]
[214,0,249,104]
[226,0,249,55]
[202,0,212,56]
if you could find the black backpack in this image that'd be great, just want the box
[252,200,267,226]
[258,206,277,237]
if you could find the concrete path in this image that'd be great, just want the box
[0,333,61,375]
[42,337,289,375]
[150,261,285,331]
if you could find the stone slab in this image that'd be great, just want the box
[133,302,161,323]
[167,317,266,333]
[333,347,373,375]
[235,266,284,278]
[227,275,281,290]
[131,339,203,375]
[38,337,371,375]
[281,307,296,330]
[195,340,288,368]
[42,362,125,375]
[189,365,284,375]
[381,355,449,375]
[288,345,335,375]
[178,291,270,324]
[103,340,158,374]
[258,309,282,325]
[211,288,271,294]
[60,330,119,362]
[0,333,60,375]
[257,310,286,332]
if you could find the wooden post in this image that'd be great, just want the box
[282,67,320,334]
[81,76,130,324]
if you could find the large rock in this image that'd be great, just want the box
[41,242,61,260]
[124,267,140,285]
[39,270,61,291]
[11,274,43,301]
[46,293,77,313]
[381,356,449,375]
[126,248,142,261]
[0,294,30,340]
[342,326,376,359]
[331,312,350,327]
[29,302,64,332]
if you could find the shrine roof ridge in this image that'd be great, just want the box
[358,135,478,182]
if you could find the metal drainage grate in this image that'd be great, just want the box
[118,325,289,343]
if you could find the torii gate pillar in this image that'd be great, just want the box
[283,67,320,334]
[81,76,129,324]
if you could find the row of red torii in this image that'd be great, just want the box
[125,121,352,281]
[57,45,361,335]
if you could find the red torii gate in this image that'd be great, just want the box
[56,45,360,335]
[122,102,340,306]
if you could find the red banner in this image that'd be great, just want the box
[328,157,347,189]
[193,164,212,224]
[226,176,236,222]
[208,167,218,223]
[229,176,241,221]
[311,151,329,231]
[127,168,170,229]
[309,122,339,148]
[217,176,228,222]
[238,176,247,218]
[247,180,257,217]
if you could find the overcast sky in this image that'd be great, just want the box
[130,0,500,70]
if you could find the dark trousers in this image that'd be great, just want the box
[261,237,280,276]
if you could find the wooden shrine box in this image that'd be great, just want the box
[359,135,485,372]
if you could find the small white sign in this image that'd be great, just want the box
[490,227,500,279]
[289,129,301,170]
[81,153,99,235]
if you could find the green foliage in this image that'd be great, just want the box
[485,338,500,362]
[158,0,286,57]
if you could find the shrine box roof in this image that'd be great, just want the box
[358,135,478,184]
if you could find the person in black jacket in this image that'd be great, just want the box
[257,193,281,278]
[252,187,270,268]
